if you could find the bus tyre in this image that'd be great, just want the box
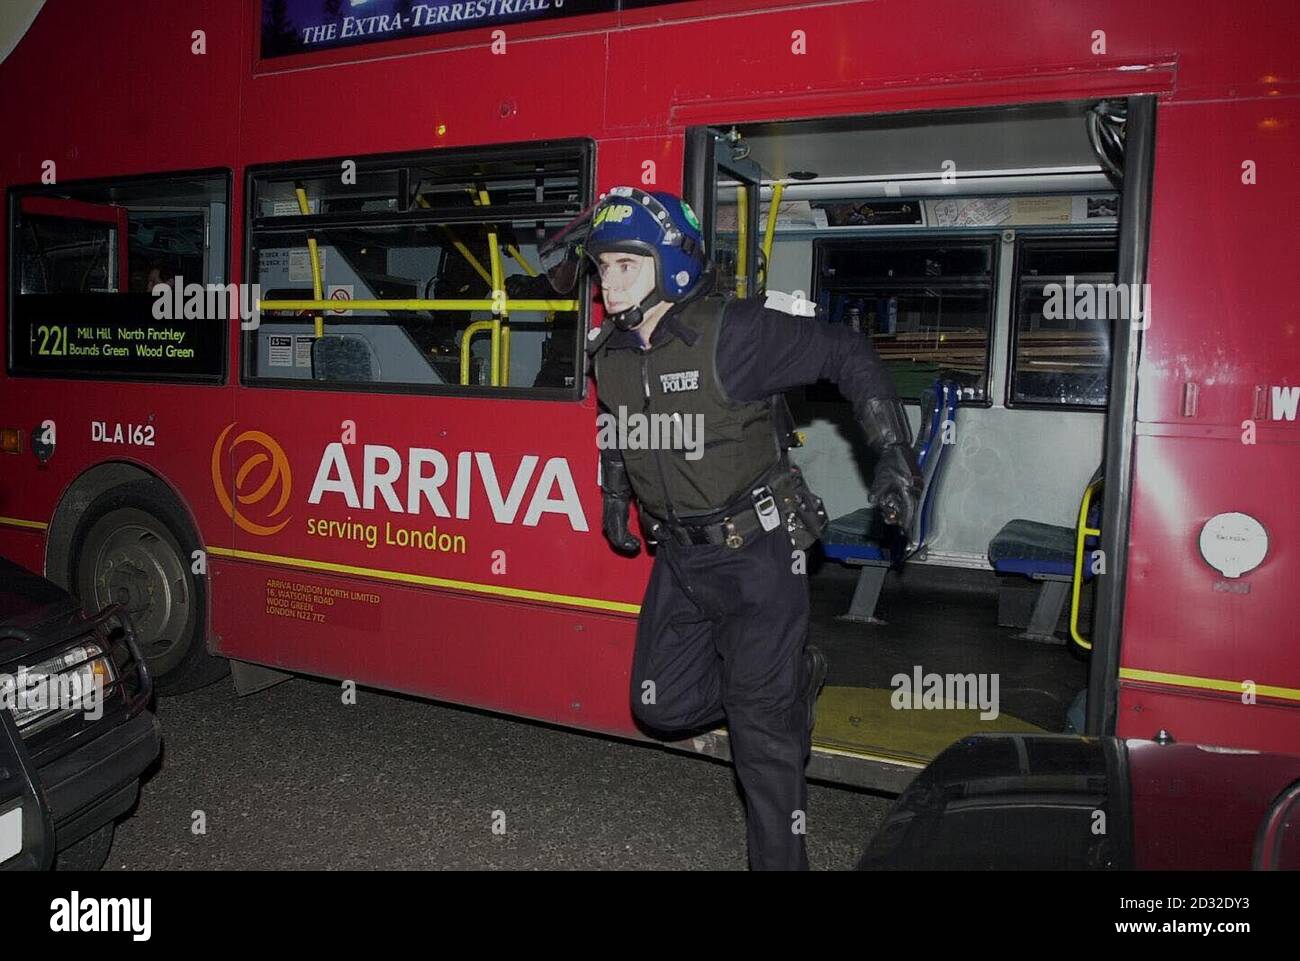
[53,822,115,872]
[71,480,228,696]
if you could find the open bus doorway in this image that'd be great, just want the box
[684,98,1148,791]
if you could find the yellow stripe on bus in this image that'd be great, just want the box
[0,515,48,531]
[205,545,642,615]
[1120,667,1300,702]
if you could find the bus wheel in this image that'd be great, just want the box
[71,480,228,695]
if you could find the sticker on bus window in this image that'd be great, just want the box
[289,248,327,283]
[294,336,313,368]
[328,285,354,316]
[1010,196,1072,224]
[268,335,294,367]
[272,198,319,217]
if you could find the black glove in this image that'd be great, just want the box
[858,396,923,530]
[600,447,641,555]
[871,444,923,530]
[505,273,559,298]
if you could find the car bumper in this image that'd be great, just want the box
[0,710,55,871]
[40,710,161,849]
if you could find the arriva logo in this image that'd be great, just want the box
[211,423,293,536]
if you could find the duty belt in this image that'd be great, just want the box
[646,510,768,550]
[645,491,775,551]
[641,459,827,552]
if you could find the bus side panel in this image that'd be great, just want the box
[1119,433,1298,748]
[595,136,684,193]
[211,556,643,738]
[239,29,609,166]
[605,1,1296,129]
[0,529,46,578]
[222,389,645,609]
[1118,685,1300,758]
[1138,98,1300,427]
[1118,94,1299,749]
[0,383,235,573]
[0,0,243,185]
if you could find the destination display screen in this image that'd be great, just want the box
[10,294,225,380]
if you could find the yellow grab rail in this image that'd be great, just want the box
[487,227,507,385]
[735,186,749,298]
[760,181,784,290]
[295,187,325,337]
[414,192,494,286]
[257,298,575,312]
[439,227,494,287]
[1070,478,1104,651]
[456,321,509,386]
[506,244,538,277]
[460,320,498,386]
[279,183,555,386]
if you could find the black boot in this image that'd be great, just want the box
[803,644,828,738]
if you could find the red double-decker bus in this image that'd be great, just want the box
[1,0,1295,792]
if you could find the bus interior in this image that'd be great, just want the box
[698,99,1127,780]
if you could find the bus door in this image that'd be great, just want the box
[670,102,1148,789]
[685,127,767,300]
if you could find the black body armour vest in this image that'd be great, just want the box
[592,292,784,521]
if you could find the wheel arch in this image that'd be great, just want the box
[45,459,208,593]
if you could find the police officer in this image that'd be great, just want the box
[581,187,920,871]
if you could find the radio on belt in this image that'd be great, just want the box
[752,485,781,532]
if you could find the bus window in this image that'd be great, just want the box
[8,172,229,381]
[244,144,591,395]
[18,214,115,294]
[812,237,997,402]
[1009,237,1119,408]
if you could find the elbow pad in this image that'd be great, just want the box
[857,396,914,455]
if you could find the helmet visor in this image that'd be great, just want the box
[539,199,601,295]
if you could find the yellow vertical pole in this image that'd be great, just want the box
[762,181,785,272]
[736,186,749,299]
[480,185,509,387]
[295,187,325,337]
[488,229,504,387]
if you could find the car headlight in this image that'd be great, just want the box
[0,641,117,737]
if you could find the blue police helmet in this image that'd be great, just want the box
[585,187,708,301]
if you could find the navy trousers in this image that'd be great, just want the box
[630,524,815,870]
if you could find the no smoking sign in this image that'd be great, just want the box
[327,284,353,316]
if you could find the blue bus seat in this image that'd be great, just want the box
[987,469,1103,643]
[821,380,960,623]
[988,519,1075,578]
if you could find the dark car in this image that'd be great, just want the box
[0,556,160,870]
[0,706,56,870]
[859,732,1300,870]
